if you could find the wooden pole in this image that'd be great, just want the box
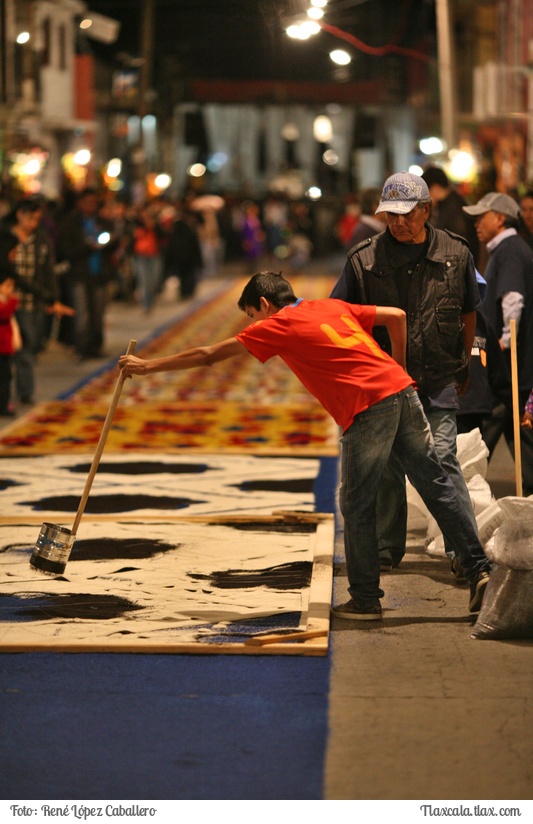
[71,340,136,534]
[510,319,523,497]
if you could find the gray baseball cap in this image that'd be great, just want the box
[375,172,431,215]
[462,192,520,219]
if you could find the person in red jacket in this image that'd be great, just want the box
[0,270,20,416]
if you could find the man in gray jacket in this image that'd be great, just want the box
[463,192,533,496]
[331,172,480,574]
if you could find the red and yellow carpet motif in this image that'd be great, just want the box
[0,275,340,455]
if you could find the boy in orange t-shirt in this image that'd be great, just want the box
[119,272,491,619]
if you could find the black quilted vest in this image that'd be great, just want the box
[345,224,471,395]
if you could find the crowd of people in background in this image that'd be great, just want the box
[0,173,532,503]
[0,187,318,413]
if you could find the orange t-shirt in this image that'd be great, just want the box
[236,299,414,433]
[133,227,159,257]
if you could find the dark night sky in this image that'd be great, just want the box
[85,0,436,85]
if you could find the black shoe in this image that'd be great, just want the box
[0,408,16,417]
[331,600,383,621]
[469,570,490,613]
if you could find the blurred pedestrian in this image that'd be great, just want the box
[191,201,225,278]
[109,196,136,301]
[2,196,74,403]
[422,166,480,264]
[0,235,20,416]
[132,204,164,313]
[240,201,265,273]
[287,201,313,270]
[348,188,387,245]
[57,188,113,359]
[164,204,203,300]
[263,195,289,263]
[518,189,533,251]
[336,196,360,251]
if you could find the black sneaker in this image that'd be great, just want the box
[331,600,383,621]
[469,570,490,612]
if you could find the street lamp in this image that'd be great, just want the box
[330,49,351,66]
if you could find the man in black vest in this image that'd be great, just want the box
[331,172,481,575]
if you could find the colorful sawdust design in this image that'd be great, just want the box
[0,275,340,455]
[0,400,338,455]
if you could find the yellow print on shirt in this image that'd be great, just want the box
[320,315,385,359]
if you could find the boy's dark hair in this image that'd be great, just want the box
[238,271,297,311]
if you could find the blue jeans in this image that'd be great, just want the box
[339,388,489,608]
[134,255,162,312]
[72,281,107,357]
[376,403,477,562]
[14,308,45,401]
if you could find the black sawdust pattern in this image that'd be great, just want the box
[0,591,142,621]
[21,494,203,513]
[233,479,314,493]
[67,537,179,562]
[190,561,313,590]
[221,520,317,533]
[67,461,211,475]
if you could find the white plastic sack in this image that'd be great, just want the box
[456,428,489,482]
[476,499,505,545]
[425,472,493,548]
[471,565,533,640]
[406,483,430,530]
[426,497,503,557]
[484,497,533,570]
[407,428,489,534]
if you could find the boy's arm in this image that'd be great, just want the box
[373,307,407,368]
[119,337,246,377]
